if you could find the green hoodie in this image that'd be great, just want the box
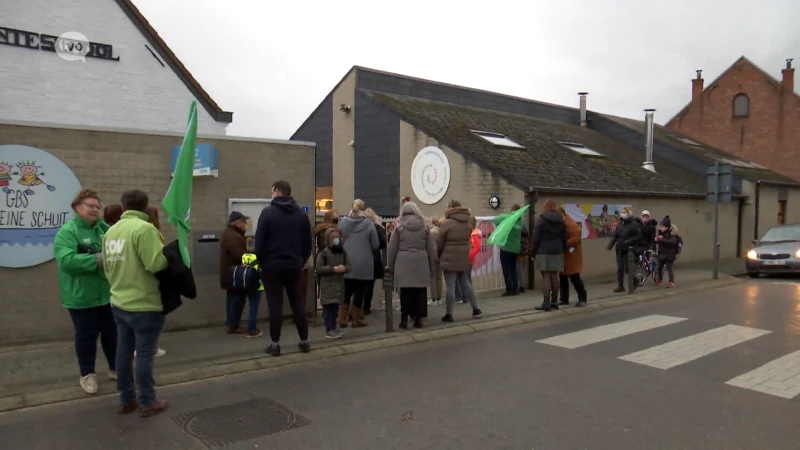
[103,210,168,312]
[53,216,111,309]
[493,213,524,254]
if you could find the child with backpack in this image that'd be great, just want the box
[239,237,264,337]
[316,228,351,339]
[654,216,679,288]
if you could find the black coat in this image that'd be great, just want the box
[254,196,312,271]
[372,223,387,280]
[640,220,657,251]
[529,211,567,256]
[157,240,197,315]
[608,218,642,253]
[656,229,679,261]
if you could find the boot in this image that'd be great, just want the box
[351,307,369,328]
[534,296,552,312]
[338,304,351,329]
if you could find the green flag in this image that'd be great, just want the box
[487,204,530,248]
[163,101,197,267]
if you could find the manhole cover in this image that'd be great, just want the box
[172,398,310,448]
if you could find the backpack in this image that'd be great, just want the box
[229,264,261,293]
[676,235,683,255]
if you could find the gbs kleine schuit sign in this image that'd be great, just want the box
[0,145,82,268]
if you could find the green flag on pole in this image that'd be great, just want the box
[163,101,197,267]
[487,204,530,248]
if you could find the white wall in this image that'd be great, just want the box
[0,0,228,135]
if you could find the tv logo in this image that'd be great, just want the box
[55,31,90,62]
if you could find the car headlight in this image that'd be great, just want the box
[796,249,800,259]
[747,250,758,260]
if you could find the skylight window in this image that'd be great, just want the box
[718,158,768,170]
[559,142,604,157]
[667,133,702,147]
[471,131,525,149]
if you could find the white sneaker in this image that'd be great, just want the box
[108,370,117,380]
[133,348,167,358]
[80,374,98,394]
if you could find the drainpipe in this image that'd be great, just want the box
[753,181,761,241]
[527,192,538,290]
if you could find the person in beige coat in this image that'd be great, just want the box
[435,200,482,323]
[386,201,437,329]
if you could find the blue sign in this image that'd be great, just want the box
[302,206,310,213]
[171,143,219,177]
[0,145,82,268]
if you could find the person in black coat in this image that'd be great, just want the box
[529,200,567,312]
[362,208,387,316]
[157,240,197,314]
[655,216,678,287]
[607,207,642,293]
[639,210,657,252]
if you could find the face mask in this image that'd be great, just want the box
[332,238,341,246]
[620,213,630,220]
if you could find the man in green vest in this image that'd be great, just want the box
[103,189,169,418]
[493,204,524,296]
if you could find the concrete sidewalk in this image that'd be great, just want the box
[0,266,742,412]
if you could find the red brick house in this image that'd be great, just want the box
[666,57,800,186]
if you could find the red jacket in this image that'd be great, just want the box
[469,228,481,265]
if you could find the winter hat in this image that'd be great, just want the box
[661,215,671,229]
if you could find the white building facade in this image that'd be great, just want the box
[0,0,232,134]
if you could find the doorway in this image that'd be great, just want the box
[778,200,787,225]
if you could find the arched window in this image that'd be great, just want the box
[733,93,749,117]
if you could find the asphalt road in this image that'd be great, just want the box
[2,277,800,450]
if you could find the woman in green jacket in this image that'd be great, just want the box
[54,189,116,395]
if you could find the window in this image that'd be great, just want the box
[559,141,604,157]
[471,131,525,149]
[717,158,767,170]
[667,133,702,147]
[733,93,749,117]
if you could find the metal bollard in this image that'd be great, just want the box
[383,271,394,332]
[627,250,636,295]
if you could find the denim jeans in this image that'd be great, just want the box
[499,250,519,294]
[454,266,472,301]
[226,290,260,331]
[444,271,478,315]
[68,304,117,376]
[112,308,165,408]
[322,303,339,332]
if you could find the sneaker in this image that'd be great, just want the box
[226,327,245,335]
[325,330,342,339]
[133,348,167,358]
[80,374,98,394]
[667,282,676,288]
[436,300,443,306]
[118,401,139,415]
[298,342,311,353]
[472,308,482,318]
[576,301,587,308]
[245,329,263,338]
[441,314,454,323]
[264,344,281,357]
[427,299,435,305]
[108,370,117,380]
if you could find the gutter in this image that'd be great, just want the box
[754,181,761,241]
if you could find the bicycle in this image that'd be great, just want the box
[633,249,660,287]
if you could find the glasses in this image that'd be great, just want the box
[80,203,102,210]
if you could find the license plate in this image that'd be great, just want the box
[764,260,786,266]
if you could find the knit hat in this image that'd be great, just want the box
[661,215,671,229]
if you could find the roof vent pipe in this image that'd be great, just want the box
[578,92,588,127]
[643,109,656,173]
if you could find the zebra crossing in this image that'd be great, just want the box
[535,315,800,399]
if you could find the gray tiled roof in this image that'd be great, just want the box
[365,91,707,196]
[602,114,797,184]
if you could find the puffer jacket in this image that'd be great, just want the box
[529,210,567,256]
[607,217,642,253]
[386,214,437,288]
[435,207,473,272]
[656,224,680,261]
[315,228,350,305]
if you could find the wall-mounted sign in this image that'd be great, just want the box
[0,145,82,268]
[410,146,450,205]
[171,143,219,177]
[0,26,120,62]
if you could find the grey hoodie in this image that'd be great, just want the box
[339,214,379,280]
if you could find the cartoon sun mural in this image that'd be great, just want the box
[13,161,56,195]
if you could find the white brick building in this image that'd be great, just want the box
[0,0,232,134]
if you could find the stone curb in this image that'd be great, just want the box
[0,277,738,414]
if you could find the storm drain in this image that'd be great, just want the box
[172,397,310,448]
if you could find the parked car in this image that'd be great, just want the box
[746,224,800,278]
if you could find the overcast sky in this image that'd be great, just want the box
[132,0,799,140]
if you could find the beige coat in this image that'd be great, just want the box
[435,207,472,272]
[386,214,437,288]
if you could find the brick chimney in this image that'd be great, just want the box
[692,70,704,102]
[783,58,794,95]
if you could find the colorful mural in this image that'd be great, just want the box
[560,204,632,239]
